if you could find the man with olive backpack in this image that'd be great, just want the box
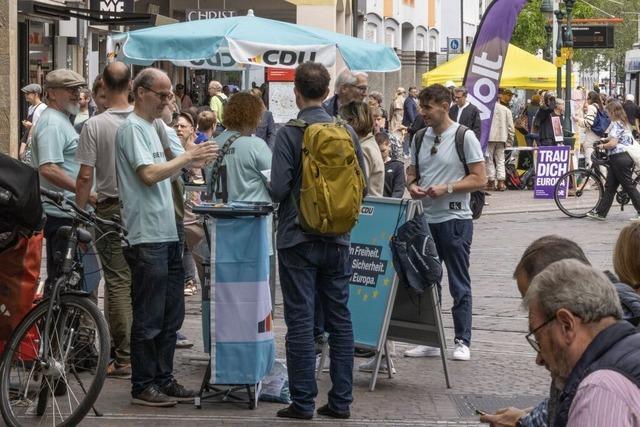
[271,62,367,420]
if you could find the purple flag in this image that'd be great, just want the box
[463,0,528,150]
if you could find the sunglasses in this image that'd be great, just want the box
[431,136,441,155]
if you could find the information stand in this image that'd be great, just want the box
[192,202,275,409]
[316,198,449,391]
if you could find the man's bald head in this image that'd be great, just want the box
[103,61,131,93]
[132,68,169,100]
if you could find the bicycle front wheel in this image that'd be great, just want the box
[0,294,109,427]
[554,169,603,218]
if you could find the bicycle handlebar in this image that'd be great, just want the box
[40,188,128,236]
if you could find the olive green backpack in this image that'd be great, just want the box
[287,119,365,235]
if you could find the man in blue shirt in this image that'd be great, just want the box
[31,69,96,284]
[115,68,217,407]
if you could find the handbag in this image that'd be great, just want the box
[624,140,640,168]
[514,109,529,135]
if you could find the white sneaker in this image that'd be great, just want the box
[358,356,396,374]
[403,345,441,358]
[452,340,470,361]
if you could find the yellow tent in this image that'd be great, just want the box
[422,44,575,90]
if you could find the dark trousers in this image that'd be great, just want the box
[596,152,640,217]
[278,241,354,415]
[43,215,74,283]
[124,240,184,396]
[428,219,473,346]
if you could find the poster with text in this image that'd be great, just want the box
[534,146,571,199]
[348,198,408,349]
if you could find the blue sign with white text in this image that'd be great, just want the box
[348,198,408,349]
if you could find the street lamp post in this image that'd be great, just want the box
[540,0,554,62]
[564,0,575,141]
[555,9,565,98]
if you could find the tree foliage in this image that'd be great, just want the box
[510,0,640,82]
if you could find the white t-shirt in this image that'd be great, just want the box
[456,102,469,123]
[410,122,484,223]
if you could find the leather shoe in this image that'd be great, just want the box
[277,404,313,420]
[317,403,350,419]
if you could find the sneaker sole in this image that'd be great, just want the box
[107,373,132,380]
[404,352,441,358]
[452,355,471,361]
[131,398,177,407]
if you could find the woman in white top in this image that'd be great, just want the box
[587,101,640,221]
[578,91,606,168]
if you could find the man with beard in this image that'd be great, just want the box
[521,260,640,426]
[31,69,95,283]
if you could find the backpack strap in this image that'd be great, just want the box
[454,124,470,176]
[286,118,308,128]
[208,133,240,198]
[413,127,429,182]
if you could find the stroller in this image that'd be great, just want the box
[0,153,44,351]
[505,149,535,190]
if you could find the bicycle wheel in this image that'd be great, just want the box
[554,169,604,218]
[0,294,109,427]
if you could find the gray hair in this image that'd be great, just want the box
[454,86,468,96]
[132,68,167,99]
[523,259,623,323]
[334,68,368,92]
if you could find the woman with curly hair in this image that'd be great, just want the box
[206,92,273,249]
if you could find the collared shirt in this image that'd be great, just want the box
[568,369,640,426]
[456,102,469,123]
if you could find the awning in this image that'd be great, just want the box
[18,0,154,25]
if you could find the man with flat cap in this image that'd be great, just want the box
[20,83,47,163]
[31,69,96,285]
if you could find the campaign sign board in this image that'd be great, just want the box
[534,146,571,199]
[348,197,407,350]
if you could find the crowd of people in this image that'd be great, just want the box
[17,59,640,423]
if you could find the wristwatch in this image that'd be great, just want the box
[447,183,454,194]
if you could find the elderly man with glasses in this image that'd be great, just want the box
[322,68,368,117]
[481,235,640,427]
[115,67,218,407]
[521,259,640,426]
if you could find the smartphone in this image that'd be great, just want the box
[474,407,488,416]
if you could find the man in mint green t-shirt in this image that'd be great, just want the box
[31,69,94,283]
[115,67,217,408]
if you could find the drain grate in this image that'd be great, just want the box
[449,394,546,417]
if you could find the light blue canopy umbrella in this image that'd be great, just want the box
[110,10,400,72]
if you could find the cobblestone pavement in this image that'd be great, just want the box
[57,191,632,426]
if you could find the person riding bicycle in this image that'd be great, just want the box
[586,101,640,222]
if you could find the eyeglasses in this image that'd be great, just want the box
[431,136,441,155]
[349,84,368,93]
[525,315,556,353]
[143,86,174,101]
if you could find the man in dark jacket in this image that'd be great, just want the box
[449,86,481,141]
[271,62,367,420]
[481,235,640,427]
[401,87,419,157]
[322,69,368,117]
[523,260,640,426]
[623,94,640,136]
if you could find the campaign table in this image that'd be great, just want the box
[191,201,275,409]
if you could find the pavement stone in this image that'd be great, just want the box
[37,190,631,425]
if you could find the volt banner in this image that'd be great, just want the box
[463,0,528,151]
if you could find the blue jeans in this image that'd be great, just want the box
[428,219,473,346]
[278,241,354,415]
[124,240,184,396]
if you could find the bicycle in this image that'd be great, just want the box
[554,143,640,218]
[0,188,127,427]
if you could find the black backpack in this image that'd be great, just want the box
[414,125,485,220]
[389,203,442,294]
